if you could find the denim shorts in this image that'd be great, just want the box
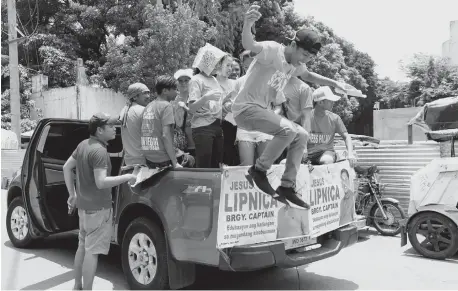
[236,128,273,143]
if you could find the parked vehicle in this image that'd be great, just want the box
[352,165,406,236]
[5,118,358,290]
[401,97,458,260]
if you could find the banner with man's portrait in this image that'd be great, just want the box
[216,161,356,249]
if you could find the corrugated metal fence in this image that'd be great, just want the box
[336,141,443,212]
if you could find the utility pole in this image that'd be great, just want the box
[8,0,21,144]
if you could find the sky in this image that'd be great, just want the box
[293,0,458,81]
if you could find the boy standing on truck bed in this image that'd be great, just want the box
[141,75,191,168]
[63,112,137,290]
[119,82,151,166]
[233,5,347,208]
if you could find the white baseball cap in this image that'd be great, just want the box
[174,68,193,80]
[313,86,341,102]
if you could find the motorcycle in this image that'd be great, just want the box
[353,165,406,236]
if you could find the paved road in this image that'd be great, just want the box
[2,190,457,290]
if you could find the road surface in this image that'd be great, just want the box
[2,190,457,290]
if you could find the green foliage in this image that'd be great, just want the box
[378,54,458,109]
[100,4,217,92]
[1,65,41,132]
[1,0,382,134]
[401,54,458,105]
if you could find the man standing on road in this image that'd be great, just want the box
[233,5,347,208]
[63,112,137,290]
[119,83,151,166]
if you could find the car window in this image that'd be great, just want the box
[41,124,123,161]
[42,124,89,161]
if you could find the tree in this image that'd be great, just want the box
[378,54,458,109]
[400,54,458,106]
[99,4,217,92]
[376,77,410,109]
[1,0,381,136]
[1,64,41,132]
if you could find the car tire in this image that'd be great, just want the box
[6,197,34,248]
[121,217,169,290]
[408,212,458,260]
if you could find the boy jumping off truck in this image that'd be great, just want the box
[233,5,347,209]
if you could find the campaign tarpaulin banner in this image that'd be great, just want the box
[216,160,356,249]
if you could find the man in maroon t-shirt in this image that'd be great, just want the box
[63,113,136,290]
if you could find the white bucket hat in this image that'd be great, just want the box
[192,43,226,76]
[313,86,341,102]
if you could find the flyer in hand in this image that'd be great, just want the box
[129,166,170,188]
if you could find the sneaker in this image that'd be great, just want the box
[276,186,310,209]
[245,165,276,196]
[245,166,289,205]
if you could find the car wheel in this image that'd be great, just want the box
[408,212,458,260]
[6,197,34,248]
[121,217,169,290]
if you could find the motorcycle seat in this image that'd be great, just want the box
[354,165,378,176]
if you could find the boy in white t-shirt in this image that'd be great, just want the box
[233,5,347,209]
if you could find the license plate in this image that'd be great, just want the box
[283,236,318,250]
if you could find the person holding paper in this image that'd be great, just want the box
[188,44,231,168]
[63,113,136,290]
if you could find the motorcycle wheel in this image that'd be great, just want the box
[372,201,406,236]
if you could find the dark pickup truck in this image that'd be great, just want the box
[5,118,358,289]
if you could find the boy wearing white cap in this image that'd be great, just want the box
[173,68,195,156]
[307,86,356,167]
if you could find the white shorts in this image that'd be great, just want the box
[236,128,273,143]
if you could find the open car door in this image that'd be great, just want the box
[22,119,89,233]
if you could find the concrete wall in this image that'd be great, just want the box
[442,20,458,66]
[31,87,78,119]
[373,107,427,141]
[77,86,126,119]
[30,85,126,120]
